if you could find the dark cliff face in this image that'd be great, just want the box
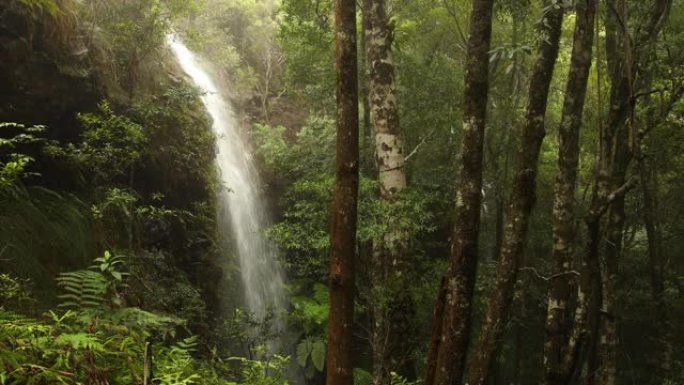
[0,3,99,132]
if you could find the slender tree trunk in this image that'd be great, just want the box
[360,0,373,173]
[596,2,672,384]
[489,17,519,263]
[425,1,494,385]
[581,71,631,385]
[492,200,504,260]
[543,1,597,384]
[326,0,359,384]
[465,3,564,385]
[575,210,603,385]
[425,277,447,385]
[597,6,632,369]
[637,77,675,385]
[514,290,528,385]
[365,0,413,382]
[632,5,674,380]
[598,190,626,385]
[640,155,673,384]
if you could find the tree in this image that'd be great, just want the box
[637,81,684,384]
[325,0,359,385]
[464,2,564,384]
[543,0,597,383]
[634,17,681,385]
[364,0,413,383]
[424,1,495,384]
[595,2,672,384]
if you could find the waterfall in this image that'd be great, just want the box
[167,35,286,327]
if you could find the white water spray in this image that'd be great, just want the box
[167,35,286,324]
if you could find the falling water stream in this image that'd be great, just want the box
[167,35,286,328]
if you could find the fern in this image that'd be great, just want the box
[54,332,104,351]
[155,342,202,385]
[0,310,52,339]
[0,185,94,291]
[56,270,108,309]
[0,122,113,296]
[105,307,184,339]
[174,336,199,352]
[55,251,130,310]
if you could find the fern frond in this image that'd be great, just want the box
[56,270,107,310]
[54,333,104,351]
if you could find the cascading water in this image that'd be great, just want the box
[167,35,286,328]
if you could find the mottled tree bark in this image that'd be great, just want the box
[367,0,405,199]
[425,1,494,385]
[364,0,412,383]
[464,3,564,385]
[543,1,596,384]
[326,0,359,384]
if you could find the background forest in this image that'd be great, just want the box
[0,0,682,384]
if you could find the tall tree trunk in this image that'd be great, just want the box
[425,277,447,385]
[326,0,359,384]
[632,5,674,381]
[360,0,373,173]
[637,76,678,385]
[596,3,632,369]
[425,1,494,384]
[598,184,627,385]
[367,0,406,216]
[492,199,504,260]
[364,0,412,383]
[575,208,603,385]
[597,2,673,384]
[465,3,564,385]
[639,154,673,384]
[543,1,597,384]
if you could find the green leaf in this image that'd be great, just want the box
[311,340,326,372]
[354,368,373,385]
[296,339,312,367]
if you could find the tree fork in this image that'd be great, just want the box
[544,0,597,383]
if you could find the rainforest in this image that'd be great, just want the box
[0,0,682,384]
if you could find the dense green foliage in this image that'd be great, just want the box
[0,254,288,385]
[2,0,684,384]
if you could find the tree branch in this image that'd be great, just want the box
[378,128,437,173]
[587,176,639,220]
[520,267,581,282]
